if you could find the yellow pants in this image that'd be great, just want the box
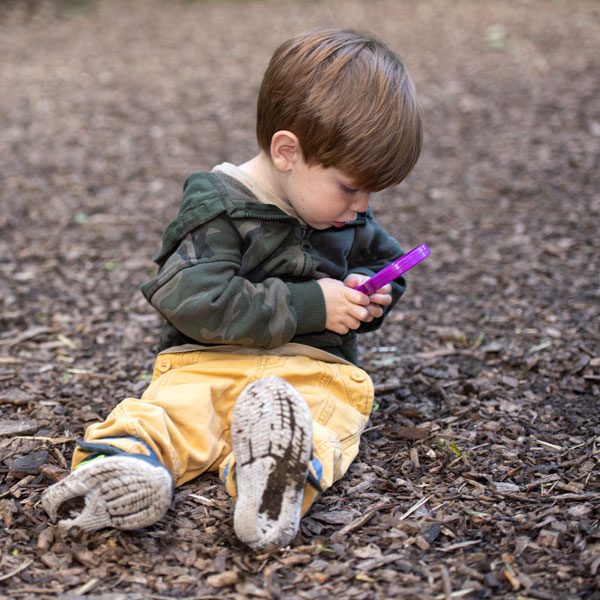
[76,349,374,515]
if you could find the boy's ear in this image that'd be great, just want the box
[270,131,302,172]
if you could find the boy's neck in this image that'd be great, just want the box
[238,153,287,201]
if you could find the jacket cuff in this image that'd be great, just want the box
[286,280,327,335]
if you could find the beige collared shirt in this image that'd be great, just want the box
[212,162,307,226]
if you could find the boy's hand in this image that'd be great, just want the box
[317,278,372,334]
[344,274,393,320]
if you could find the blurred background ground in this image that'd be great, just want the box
[0,0,598,598]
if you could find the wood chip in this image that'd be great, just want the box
[0,420,39,437]
[439,540,481,553]
[399,496,431,521]
[0,326,51,347]
[331,502,393,540]
[205,570,239,587]
[0,558,33,582]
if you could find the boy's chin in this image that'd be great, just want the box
[305,221,330,230]
[306,220,347,230]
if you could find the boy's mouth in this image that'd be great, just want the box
[331,221,347,228]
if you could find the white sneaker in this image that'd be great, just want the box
[231,377,312,549]
[42,445,173,532]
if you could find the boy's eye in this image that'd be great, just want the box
[341,185,358,195]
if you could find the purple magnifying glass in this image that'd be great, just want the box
[354,243,431,295]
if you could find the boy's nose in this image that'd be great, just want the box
[351,193,370,213]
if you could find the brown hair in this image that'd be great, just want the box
[256,28,423,191]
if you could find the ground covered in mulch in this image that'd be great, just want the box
[0,1,599,598]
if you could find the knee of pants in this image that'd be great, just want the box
[82,396,228,485]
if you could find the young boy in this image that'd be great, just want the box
[42,27,422,549]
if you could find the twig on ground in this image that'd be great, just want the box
[0,558,33,582]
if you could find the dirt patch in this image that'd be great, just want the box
[0,0,598,598]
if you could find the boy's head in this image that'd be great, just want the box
[256,27,422,192]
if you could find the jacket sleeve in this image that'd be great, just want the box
[140,215,326,348]
[346,211,407,334]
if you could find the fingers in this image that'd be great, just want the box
[345,276,392,307]
[363,284,392,308]
[320,277,387,334]
[368,283,392,304]
[350,303,371,322]
[368,292,392,307]
[366,303,384,319]
[329,305,369,334]
[344,275,360,289]
[344,286,371,306]
[337,288,379,331]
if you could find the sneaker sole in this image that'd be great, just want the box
[231,377,312,548]
[42,455,173,532]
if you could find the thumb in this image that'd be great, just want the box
[344,276,360,288]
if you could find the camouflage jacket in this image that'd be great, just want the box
[140,171,406,365]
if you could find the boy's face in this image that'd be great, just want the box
[283,160,371,230]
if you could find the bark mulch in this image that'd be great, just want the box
[0,1,598,598]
